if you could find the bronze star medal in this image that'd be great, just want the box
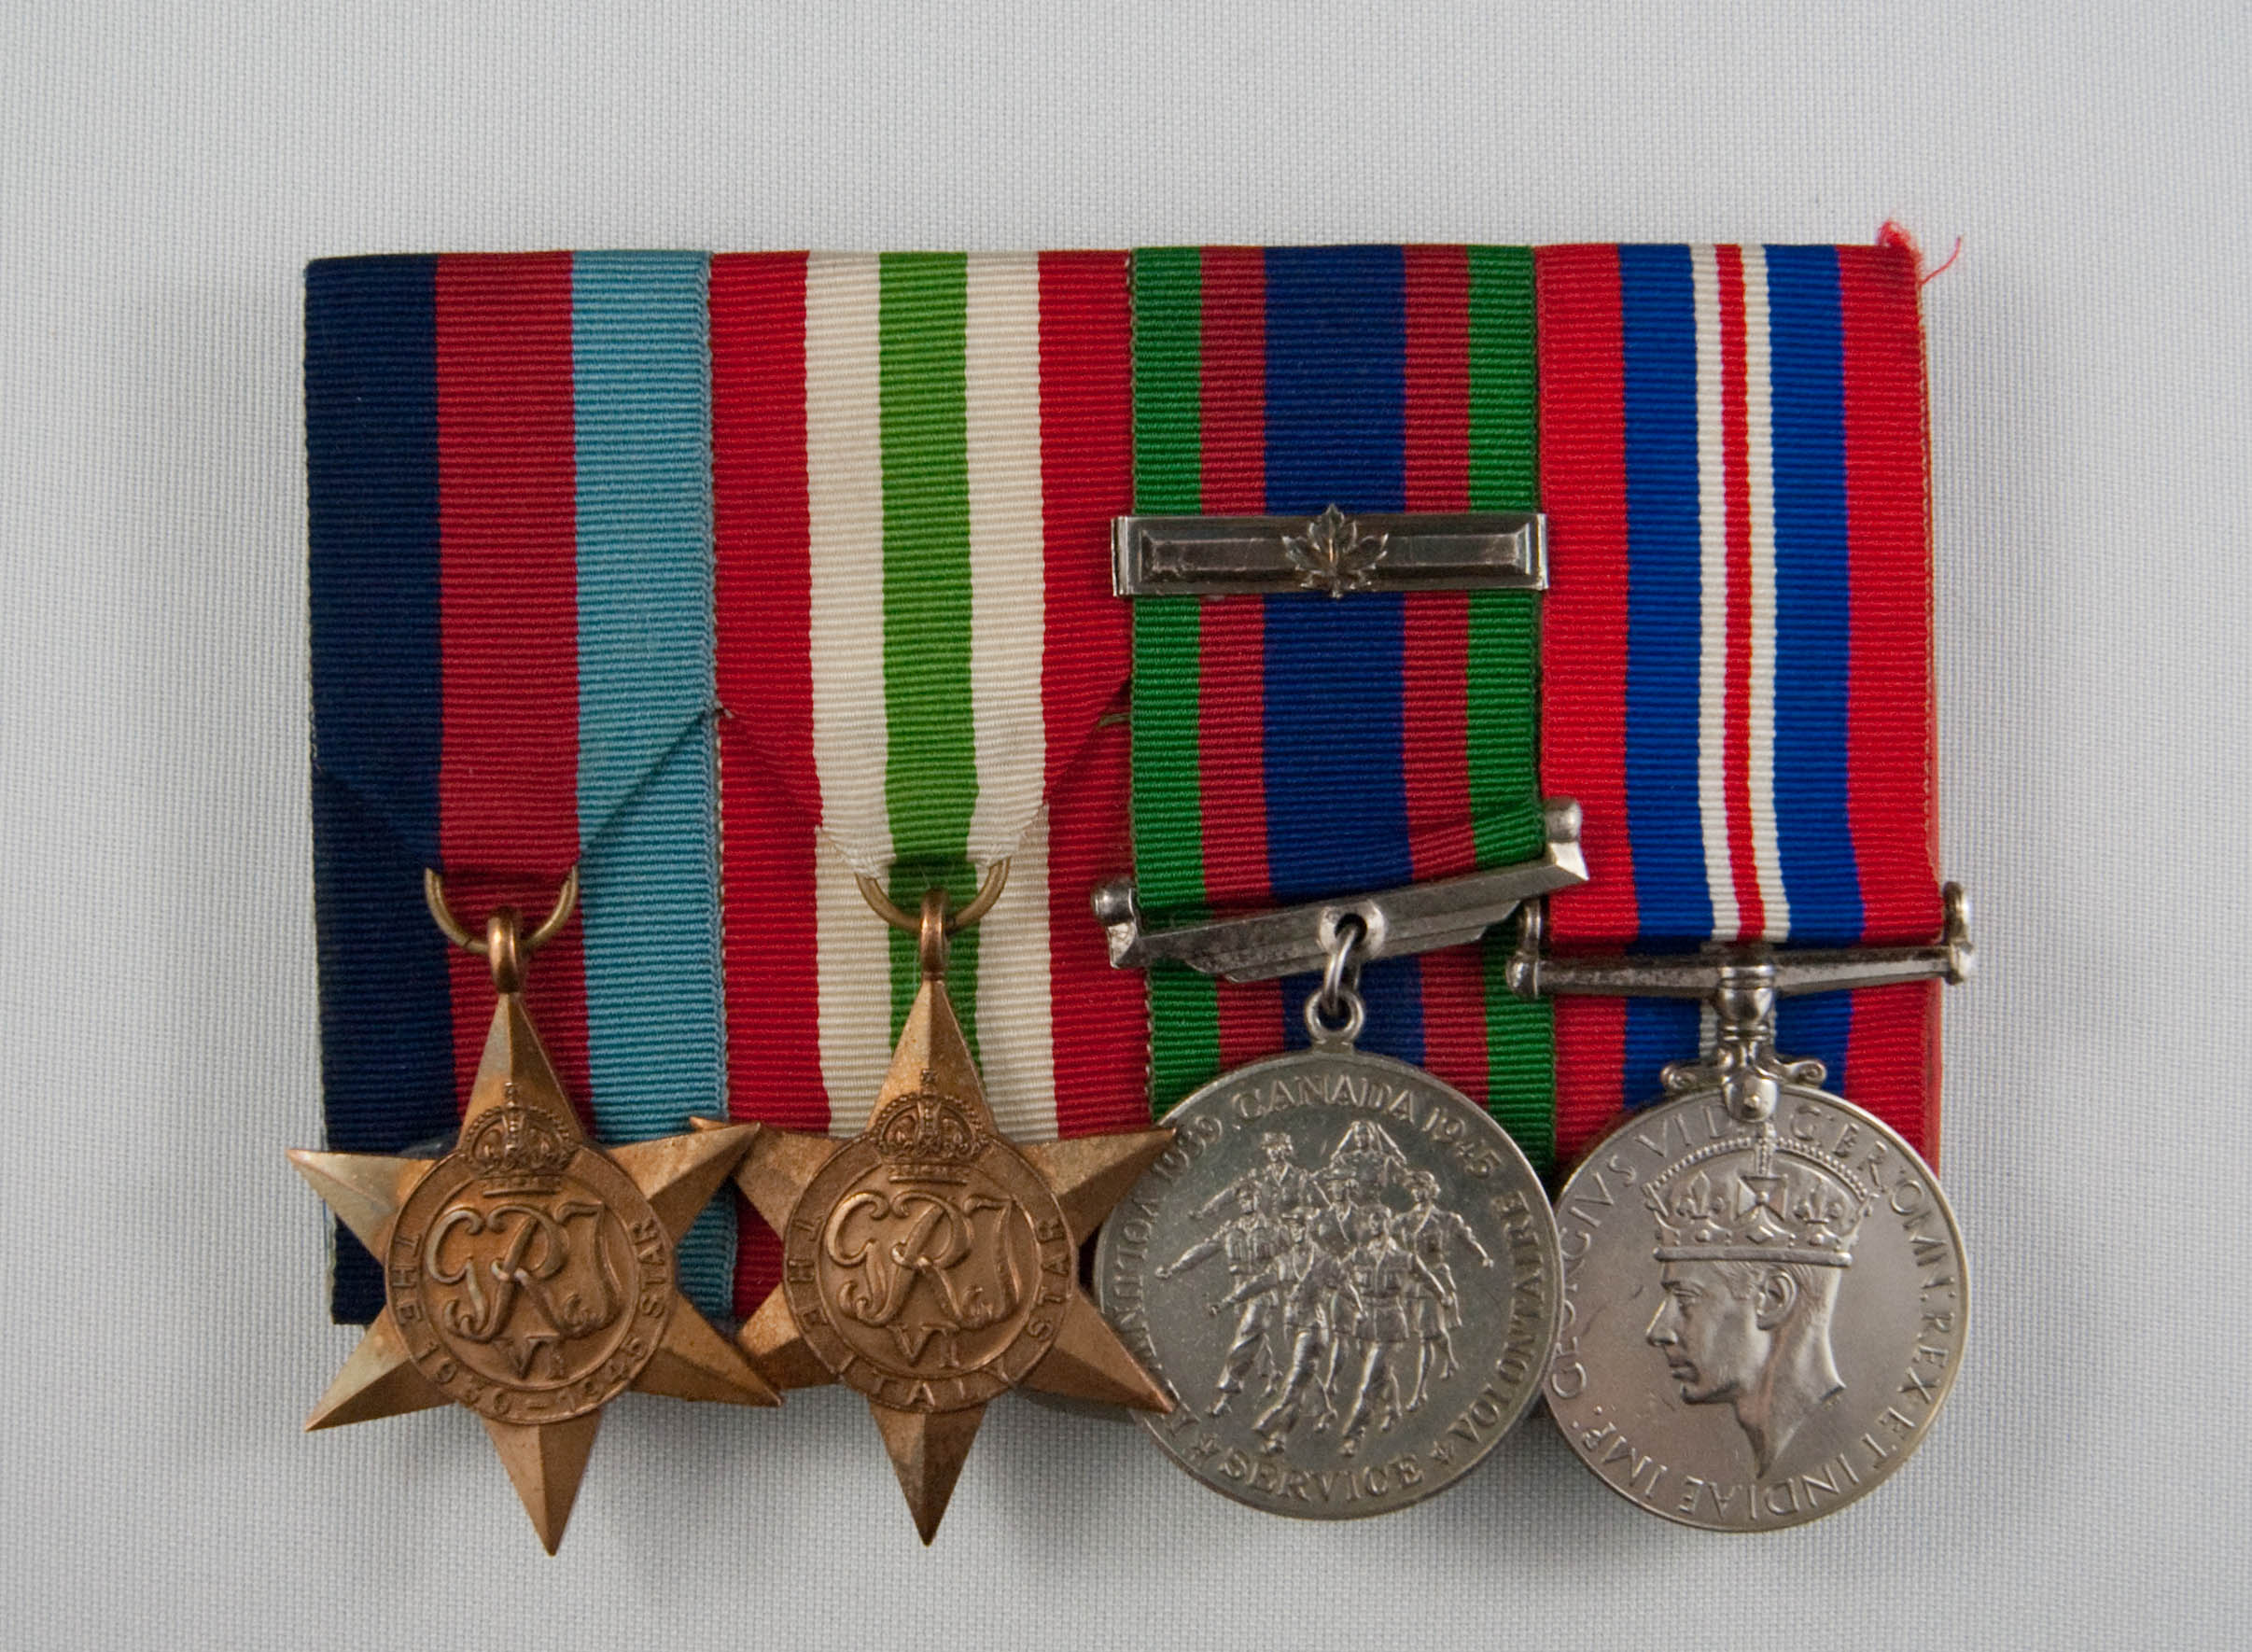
[289,873,779,1552]
[727,872,1175,1542]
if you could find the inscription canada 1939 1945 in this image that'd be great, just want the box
[1096,1049,1561,1519]
[1547,1080,1967,1530]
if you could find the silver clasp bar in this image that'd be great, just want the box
[1093,800,1588,981]
[1505,884,1977,1001]
[1112,505,1546,597]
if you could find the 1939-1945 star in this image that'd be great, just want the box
[289,884,778,1552]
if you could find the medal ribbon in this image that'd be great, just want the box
[306,251,730,1322]
[304,239,1948,1322]
[1534,240,1943,1159]
[1127,245,1558,1170]
[710,252,1148,1316]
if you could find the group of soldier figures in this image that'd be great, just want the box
[1156,1119,1494,1456]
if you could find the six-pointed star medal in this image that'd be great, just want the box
[289,990,779,1553]
[724,966,1175,1543]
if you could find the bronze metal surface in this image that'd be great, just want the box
[289,888,778,1554]
[729,876,1173,1543]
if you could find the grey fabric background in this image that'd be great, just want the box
[3,2,2245,1645]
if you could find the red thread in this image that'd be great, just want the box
[1036,251,1147,1139]
[1715,245,1765,941]
[1877,221,1962,287]
[1532,245,1639,948]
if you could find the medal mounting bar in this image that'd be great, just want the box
[1505,883,1976,1002]
[1094,800,1587,981]
[1112,504,1546,596]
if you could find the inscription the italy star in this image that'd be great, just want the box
[725,884,1175,1543]
[289,890,777,1553]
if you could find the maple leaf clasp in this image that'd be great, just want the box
[1283,505,1389,597]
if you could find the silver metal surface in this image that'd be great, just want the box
[1112,505,1546,596]
[1509,883,1974,1002]
[1095,799,1587,981]
[1096,1046,1561,1519]
[1547,1079,1967,1530]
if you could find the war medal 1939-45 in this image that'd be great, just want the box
[1518,893,1973,1530]
[288,872,778,1553]
[721,863,1178,1544]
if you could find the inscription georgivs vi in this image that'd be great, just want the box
[1547,1088,1967,1530]
[1097,1050,1561,1519]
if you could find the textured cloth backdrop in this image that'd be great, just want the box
[2,3,2246,1647]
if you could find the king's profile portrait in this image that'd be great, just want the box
[1643,1131,1873,1475]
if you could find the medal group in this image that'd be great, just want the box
[299,242,1969,1550]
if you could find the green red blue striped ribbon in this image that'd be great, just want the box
[1126,245,1557,1171]
[1535,239,1944,1160]
[305,251,730,1322]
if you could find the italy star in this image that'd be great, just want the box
[289,963,778,1553]
[721,936,1174,1544]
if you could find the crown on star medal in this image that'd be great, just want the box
[461,1101,576,1195]
[723,867,1179,1543]
[872,1085,986,1184]
[288,872,780,1552]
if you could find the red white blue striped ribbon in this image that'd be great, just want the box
[1535,239,1943,1161]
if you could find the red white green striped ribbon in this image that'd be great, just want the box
[711,251,1149,1315]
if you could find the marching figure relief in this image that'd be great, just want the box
[1098,1040,1562,1519]
[1155,1125,1492,1453]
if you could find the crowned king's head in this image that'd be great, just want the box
[1645,1128,1871,1268]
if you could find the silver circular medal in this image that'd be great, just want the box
[1096,1046,1561,1519]
[1548,1073,1968,1530]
